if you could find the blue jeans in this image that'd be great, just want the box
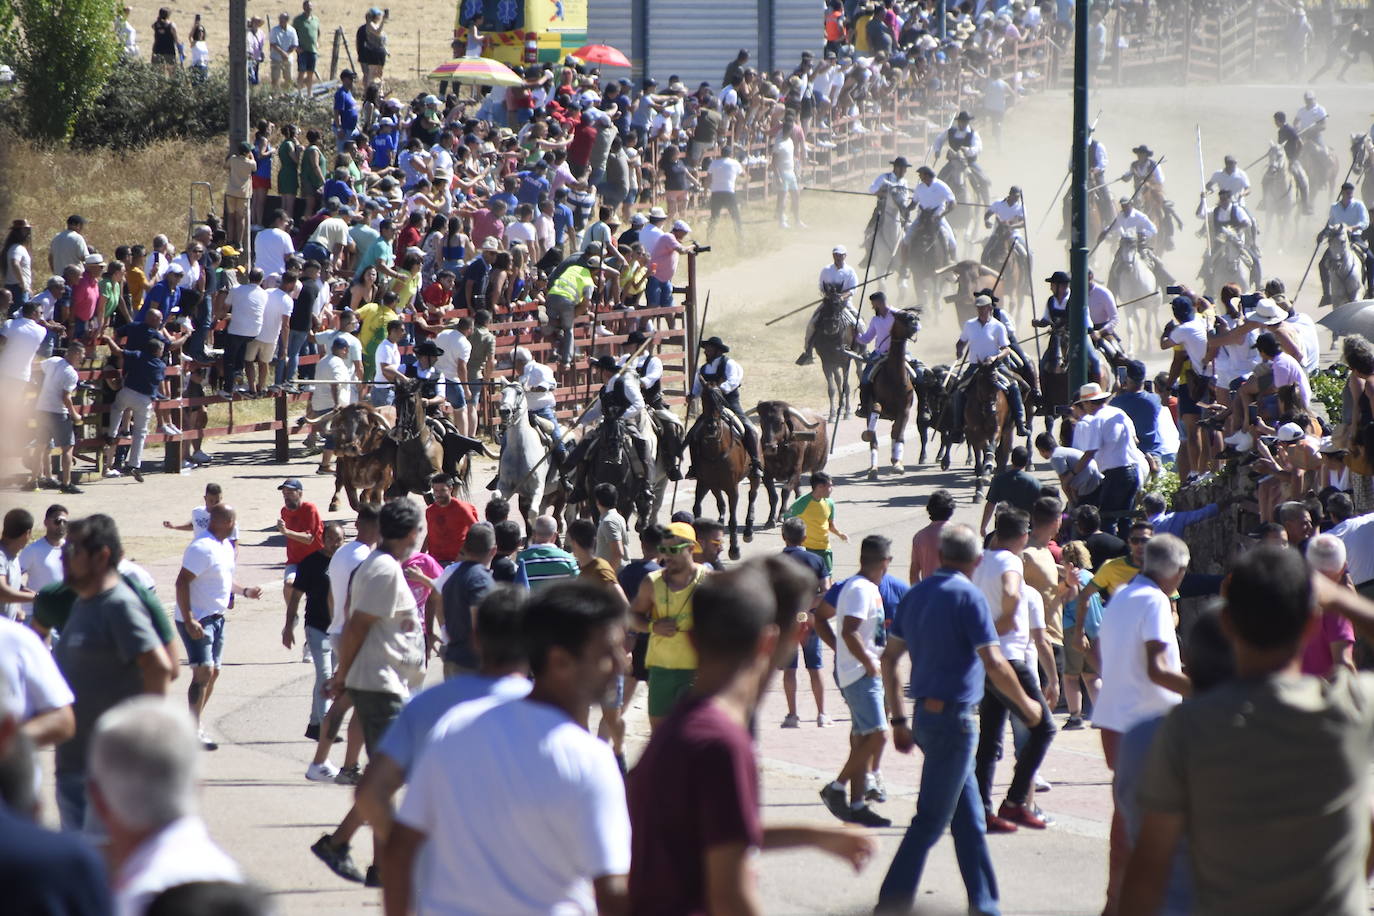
[527,404,565,459]
[370,384,395,407]
[877,703,1000,915]
[56,770,102,838]
[646,276,672,307]
[279,329,311,384]
[305,625,334,725]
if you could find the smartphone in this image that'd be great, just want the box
[1247,405,1258,425]
[1115,366,1127,387]
[1165,285,1184,295]
[1143,379,1154,393]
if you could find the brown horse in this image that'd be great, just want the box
[1037,328,1113,432]
[962,362,1016,500]
[751,400,828,529]
[690,384,759,560]
[862,309,919,479]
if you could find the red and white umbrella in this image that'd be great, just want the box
[570,44,631,68]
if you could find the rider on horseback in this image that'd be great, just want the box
[865,156,913,267]
[623,329,685,479]
[512,347,567,466]
[1062,127,1113,239]
[1034,270,1104,376]
[1328,181,1372,287]
[565,354,654,504]
[909,165,958,265]
[855,290,899,418]
[1204,154,1255,225]
[953,295,1028,438]
[798,245,860,366]
[982,186,1028,267]
[682,336,764,478]
[1201,188,1263,289]
[1099,197,1176,288]
[1086,272,1127,365]
[1274,111,1312,214]
[933,110,990,203]
[978,287,1042,401]
[1294,90,1330,157]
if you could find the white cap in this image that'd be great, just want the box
[1276,422,1306,442]
[671,219,691,233]
[833,245,847,255]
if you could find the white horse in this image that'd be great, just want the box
[1203,226,1254,293]
[494,381,562,531]
[863,188,909,291]
[1260,142,1296,249]
[1319,224,1363,309]
[1108,233,1160,345]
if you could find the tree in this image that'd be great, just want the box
[2,0,122,142]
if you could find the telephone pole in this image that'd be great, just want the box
[1068,0,1090,390]
[228,0,249,151]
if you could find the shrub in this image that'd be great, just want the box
[1310,365,1347,425]
[2,0,123,142]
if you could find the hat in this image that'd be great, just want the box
[1118,196,1132,206]
[9,218,30,229]
[219,244,241,257]
[700,336,729,352]
[1132,145,1153,156]
[631,214,647,227]
[1223,429,1255,452]
[1319,436,1347,456]
[1250,297,1286,325]
[955,110,974,121]
[84,253,105,265]
[891,155,912,168]
[1074,382,1111,403]
[916,165,935,176]
[1045,270,1071,284]
[277,478,304,491]
[1125,359,1147,383]
[237,140,253,155]
[974,294,994,309]
[833,245,848,255]
[591,354,619,372]
[1276,422,1306,443]
[379,116,396,126]
[330,336,351,351]
[626,330,649,345]
[671,219,691,233]
[664,521,700,550]
[584,242,604,256]
[481,237,500,251]
[414,340,444,358]
[648,206,668,221]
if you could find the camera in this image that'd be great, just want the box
[693,245,712,254]
[1165,285,1184,295]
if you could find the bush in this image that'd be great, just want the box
[1310,365,1347,424]
[2,0,122,142]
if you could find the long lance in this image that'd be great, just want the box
[1088,155,1166,259]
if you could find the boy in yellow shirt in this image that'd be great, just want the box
[784,471,849,575]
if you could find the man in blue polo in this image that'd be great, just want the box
[875,523,1043,916]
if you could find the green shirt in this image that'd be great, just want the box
[291,12,320,53]
[785,493,836,552]
[35,575,175,644]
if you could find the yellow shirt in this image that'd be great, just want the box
[785,494,835,552]
[646,566,708,670]
[1091,556,1140,597]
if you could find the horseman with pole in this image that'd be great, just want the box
[1060,126,1112,239]
[854,290,897,419]
[621,329,685,482]
[676,336,764,480]
[932,110,992,205]
[1274,111,1312,214]
[1324,181,1372,298]
[982,185,1029,271]
[1098,196,1176,289]
[797,245,861,366]
[1204,155,1255,223]
[951,295,1028,439]
[1200,187,1263,289]
[564,353,655,508]
[909,165,958,266]
[863,156,913,276]
[1118,144,1183,250]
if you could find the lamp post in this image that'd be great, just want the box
[1068,0,1090,390]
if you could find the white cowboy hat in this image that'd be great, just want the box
[1074,382,1111,403]
[1249,297,1286,325]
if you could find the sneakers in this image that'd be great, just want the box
[306,761,339,782]
[102,468,122,478]
[1062,715,1085,730]
[59,483,84,494]
[998,800,1050,829]
[334,764,362,786]
[847,804,891,828]
[1035,774,1052,793]
[311,834,365,883]
[190,449,212,465]
[865,772,887,804]
[160,422,182,436]
[820,782,849,822]
[198,729,219,751]
[130,468,144,483]
[302,643,313,664]
[781,713,801,728]
[817,713,834,727]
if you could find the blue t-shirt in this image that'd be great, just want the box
[553,203,575,244]
[116,322,170,354]
[0,803,112,916]
[618,558,660,601]
[1111,390,1163,455]
[890,569,999,705]
[782,546,828,582]
[491,191,519,212]
[122,353,167,396]
[440,561,494,668]
[461,256,491,307]
[140,281,180,320]
[824,573,909,622]
[375,673,531,773]
[322,178,354,205]
[333,87,358,134]
[371,131,398,169]
[515,172,550,207]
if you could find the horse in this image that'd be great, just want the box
[1319,224,1363,309]
[1300,139,1339,201]
[979,224,1030,319]
[1107,234,1160,341]
[1136,182,1181,252]
[493,380,562,531]
[571,406,661,530]
[1261,142,1297,247]
[751,400,828,529]
[961,362,1015,500]
[1353,133,1374,211]
[904,207,953,311]
[1037,328,1113,432]
[862,308,919,479]
[690,385,758,560]
[862,188,907,290]
[390,376,465,500]
[937,153,976,242]
[811,291,860,421]
[1202,226,1255,294]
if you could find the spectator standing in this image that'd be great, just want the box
[28,338,85,495]
[18,504,67,621]
[1074,383,1143,537]
[909,490,955,584]
[285,521,344,741]
[630,521,708,730]
[436,523,498,679]
[518,514,580,590]
[593,483,629,569]
[269,12,298,89]
[980,445,1041,535]
[254,209,296,279]
[424,473,479,567]
[223,269,268,395]
[224,142,255,249]
[0,605,74,748]
[778,517,831,728]
[785,470,849,577]
[1,301,54,388]
[3,218,33,306]
[0,509,34,622]
[293,0,320,91]
[48,215,89,275]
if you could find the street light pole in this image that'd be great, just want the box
[1068,0,1090,391]
[228,0,249,151]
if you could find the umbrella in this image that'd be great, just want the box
[426,56,524,87]
[570,43,631,68]
[1317,299,1374,338]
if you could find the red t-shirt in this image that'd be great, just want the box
[469,209,505,247]
[281,502,324,564]
[424,499,479,565]
[71,275,100,321]
[397,224,422,252]
[627,695,762,915]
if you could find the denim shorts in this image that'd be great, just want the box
[840,674,887,736]
[370,385,395,407]
[283,563,298,584]
[445,378,467,409]
[177,614,226,668]
[783,630,823,670]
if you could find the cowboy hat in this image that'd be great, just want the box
[700,336,730,352]
[891,155,912,168]
[413,340,444,358]
[1131,145,1153,156]
[1249,297,1286,325]
[955,110,974,121]
[1045,270,1071,284]
[648,206,668,220]
[1074,382,1111,403]
[590,354,619,372]
[626,330,650,345]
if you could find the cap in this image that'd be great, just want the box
[833,245,847,255]
[340,68,356,79]
[648,206,668,220]
[277,478,304,491]
[586,255,602,268]
[379,116,396,126]
[330,336,351,351]
[1045,270,1071,284]
[1118,196,1132,206]
[1319,436,1347,455]
[1276,422,1306,443]
[1125,359,1147,383]
[671,219,691,233]
[916,165,935,176]
[164,262,184,274]
[974,294,994,309]
[219,245,241,257]
[630,214,647,227]
[481,237,500,251]
[664,521,700,550]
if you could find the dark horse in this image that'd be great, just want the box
[1037,326,1113,432]
[962,362,1015,500]
[905,207,951,311]
[572,407,654,530]
[862,309,920,479]
[813,291,856,421]
[691,385,758,560]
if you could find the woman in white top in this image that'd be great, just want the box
[2,219,33,304]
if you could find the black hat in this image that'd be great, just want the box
[626,330,649,345]
[975,287,1000,304]
[955,110,974,121]
[591,354,619,372]
[700,336,730,352]
[916,165,935,176]
[414,340,444,358]
[1045,270,1071,284]
[1131,144,1153,156]
[891,155,912,168]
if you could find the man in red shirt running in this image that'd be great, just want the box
[277,478,324,607]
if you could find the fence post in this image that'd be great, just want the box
[685,252,699,381]
[163,369,184,475]
[1182,0,1192,82]
[274,392,290,462]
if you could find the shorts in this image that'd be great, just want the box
[783,630,823,670]
[37,410,75,449]
[1176,378,1213,417]
[1063,642,1095,677]
[283,563,298,585]
[840,674,887,736]
[445,379,467,409]
[270,56,290,82]
[630,632,649,681]
[245,338,275,363]
[806,548,834,575]
[778,170,800,193]
[348,688,404,754]
[177,614,226,668]
[647,666,694,718]
[252,175,271,190]
[370,385,395,407]
[298,51,317,73]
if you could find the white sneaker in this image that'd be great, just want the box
[1035,774,1053,793]
[306,761,339,782]
[160,423,181,435]
[817,713,835,727]
[102,468,122,478]
[302,643,313,663]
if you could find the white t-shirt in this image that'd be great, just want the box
[1092,575,1182,733]
[225,284,269,337]
[972,549,1026,662]
[1020,583,1045,663]
[316,330,363,369]
[1156,402,1181,456]
[373,338,402,383]
[18,537,64,617]
[1286,313,1321,374]
[35,356,78,415]
[115,816,241,916]
[707,157,744,193]
[0,317,47,381]
[834,576,885,688]
[256,288,293,344]
[519,360,558,411]
[189,505,239,542]
[505,221,538,251]
[959,317,1010,362]
[254,227,295,278]
[434,328,471,380]
[1168,317,1210,376]
[311,353,356,411]
[397,698,631,916]
[773,136,796,175]
[5,243,32,290]
[0,615,74,722]
[1081,404,1137,470]
[327,540,373,635]
[177,536,235,622]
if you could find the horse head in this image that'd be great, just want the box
[496,380,526,425]
[1325,223,1350,253]
[1266,141,1286,172]
[891,309,921,342]
[1351,133,1370,171]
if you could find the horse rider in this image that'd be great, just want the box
[1033,269,1098,374]
[1120,144,1165,190]
[932,110,991,203]
[407,341,452,412]
[1294,90,1329,155]
[854,290,898,418]
[622,329,686,478]
[1201,188,1263,287]
[798,244,860,366]
[511,346,567,467]
[1273,111,1312,214]
[1327,181,1372,288]
[1100,197,1176,287]
[566,354,654,504]
[982,185,1028,266]
[865,155,914,265]
[952,294,1028,438]
[1062,126,1113,238]
[1204,154,1256,225]
[977,287,1041,402]
[684,336,764,478]
[1085,272,1126,362]
[909,165,958,264]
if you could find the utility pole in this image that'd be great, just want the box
[936,0,947,40]
[1068,0,1090,391]
[228,0,249,151]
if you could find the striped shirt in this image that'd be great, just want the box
[516,545,580,592]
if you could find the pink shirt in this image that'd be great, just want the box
[71,274,100,321]
[469,209,506,248]
[909,521,946,583]
[1300,610,1354,676]
[402,551,445,610]
[650,234,681,283]
[1271,352,1311,405]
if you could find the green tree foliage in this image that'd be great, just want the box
[3,0,122,142]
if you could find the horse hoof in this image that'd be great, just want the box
[742,531,753,544]
[861,430,875,443]
[940,458,950,471]
[728,546,741,561]
[867,468,878,480]
[892,462,904,473]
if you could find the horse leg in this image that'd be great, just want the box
[891,415,906,472]
[825,365,838,423]
[743,472,756,544]
[726,489,742,561]
[866,413,880,480]
[764,476,779,529]
[693,488,704,520]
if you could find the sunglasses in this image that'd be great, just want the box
[660,542,693,555]
[1129,536,1151,544]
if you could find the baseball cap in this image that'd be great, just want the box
[833,245,847,255]
[630,214,647,227]
[1276,422,1306,443]
[664,521,700,550]
[277,478,304,491]
[671,219,691,233]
